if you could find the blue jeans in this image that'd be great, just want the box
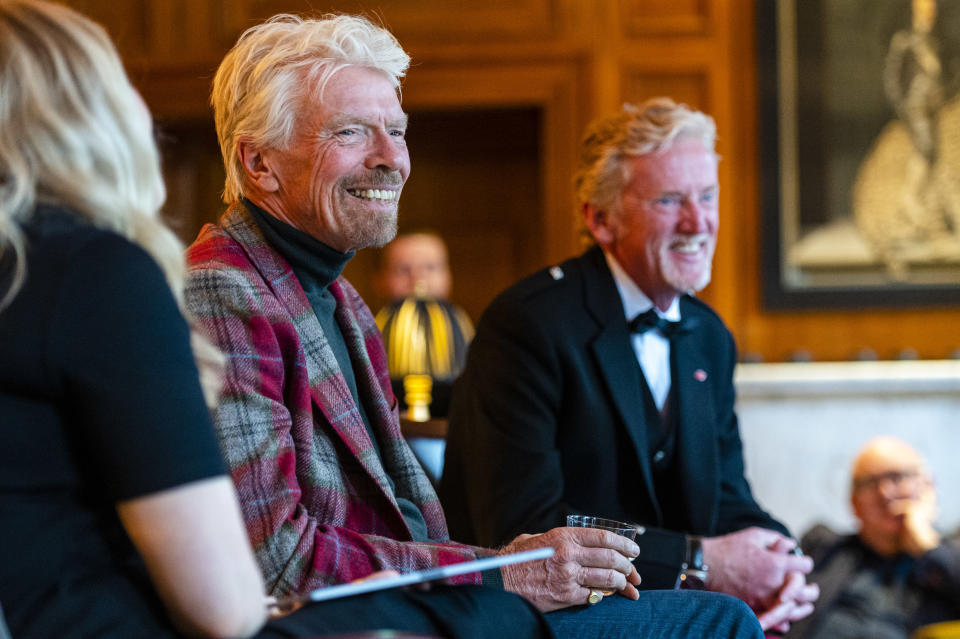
[545,590,763,639]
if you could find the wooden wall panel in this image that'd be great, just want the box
[74,0,223,63]
[227,0,560,44]
[619,0,711,36]
[68,0,152,58]
[620,70,709,112]
[158,120,227,241]
[159,0,221,62]
[400,58,585,265]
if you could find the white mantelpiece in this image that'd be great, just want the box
[736,360,960,539]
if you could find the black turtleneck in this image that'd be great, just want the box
[244,200,429,542]
[245,201,370,434]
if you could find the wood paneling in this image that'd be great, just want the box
[399,57,585,265]
[68,0,152,57]
[229,0,560,44]
[620,70,709,112]
[619,0,711,37]
[157,119,227,241]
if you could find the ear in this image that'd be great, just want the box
[237,139,279,193]
[850,490,863,520]
[582,202,616,247]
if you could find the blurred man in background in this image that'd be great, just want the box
[375,231,474,418]
[787,436,960,638]
[377,231,456,301]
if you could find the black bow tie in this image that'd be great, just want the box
[628,308,694,339]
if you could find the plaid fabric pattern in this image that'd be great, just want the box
[185,204,489,596]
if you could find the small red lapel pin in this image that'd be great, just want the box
[694,369,707,382]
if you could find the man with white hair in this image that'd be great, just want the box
[786,436,960,638]
[185,14,766,639]
[442,98,819,633]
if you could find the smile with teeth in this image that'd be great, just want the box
[347,188,398,201]
[670,238,706,254]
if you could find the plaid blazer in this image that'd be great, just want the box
[185,203,489,596]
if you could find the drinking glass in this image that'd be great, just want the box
[566,515,641,596]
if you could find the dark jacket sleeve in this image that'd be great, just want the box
[441,289,569,548]
[709,324,791,537]
[913,532,960,610]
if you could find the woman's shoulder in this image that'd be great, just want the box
[27,205,161,281]
[30,205,137,252]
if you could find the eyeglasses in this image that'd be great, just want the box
[852,469,922,493]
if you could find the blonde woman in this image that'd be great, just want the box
[0,2,552,638]
[0,0,267,635]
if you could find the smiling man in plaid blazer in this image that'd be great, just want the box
[184,12,767,639]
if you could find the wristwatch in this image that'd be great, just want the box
[678,535,709,590]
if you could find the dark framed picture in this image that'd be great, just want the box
[756,0,960,309]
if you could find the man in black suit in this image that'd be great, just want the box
[441,98,819,632]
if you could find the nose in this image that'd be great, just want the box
[366,129,409,175]
[677,198,710,234]
[411,264,429,282]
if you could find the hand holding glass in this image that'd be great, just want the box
[566,515,641,596]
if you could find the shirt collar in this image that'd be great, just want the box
[603,250,681,322]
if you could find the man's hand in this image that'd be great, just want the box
[499,527,641,612]
[701,527,813,610]
[754,571,820,632]
[896,482,940,556]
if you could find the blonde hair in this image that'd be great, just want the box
[212,13,411,203]
[0,0,221,403]
[574,98,717,223]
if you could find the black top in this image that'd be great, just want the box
[0,207,226,638]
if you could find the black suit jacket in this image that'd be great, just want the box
[440,247,788,588]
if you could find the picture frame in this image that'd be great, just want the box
[756,0,960,309]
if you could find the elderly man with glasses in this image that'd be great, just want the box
[785,436,960,638]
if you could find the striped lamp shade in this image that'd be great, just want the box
[376,297,474,381]
[375,297,474,416]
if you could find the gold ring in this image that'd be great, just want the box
[587,588,604,605]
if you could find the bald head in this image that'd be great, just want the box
[852,436,929,488]
[851,436,936,556]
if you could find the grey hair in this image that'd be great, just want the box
[574,97,717,221]
[0,0,222,404]
[212,13,411,203]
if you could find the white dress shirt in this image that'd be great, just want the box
[604,251,681,411]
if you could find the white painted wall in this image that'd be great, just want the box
[736,360,960,539]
